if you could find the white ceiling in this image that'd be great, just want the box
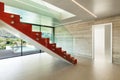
[44,0,120,23]
[1,0,120,24]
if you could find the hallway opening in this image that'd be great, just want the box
[92,23,112,63]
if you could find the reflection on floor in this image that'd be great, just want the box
[0,53,120,80]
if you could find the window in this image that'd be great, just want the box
[32,25,40,32]
[32,25,54,42]
[41,27,53,42]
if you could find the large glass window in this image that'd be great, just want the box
[5,5,53,26]
[0,30,21,52]
[8,38,22,54]
[32,25,41,32]
[22,40,40,56]
[0,25,54,60]
[41,27,53,42]
[0,4,56,59]
[32,25,54,42]
[0,29,41,59]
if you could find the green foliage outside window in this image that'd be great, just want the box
[0,37,21,50]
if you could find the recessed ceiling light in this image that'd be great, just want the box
[72,0,97,18]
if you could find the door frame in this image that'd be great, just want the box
[92,23,112,63]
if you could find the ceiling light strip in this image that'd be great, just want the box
[72,0,97,18]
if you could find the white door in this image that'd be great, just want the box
[92,23,112,63]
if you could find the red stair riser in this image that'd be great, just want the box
[54,48,62,55]
[61,52,67,58]
[18,23,32,35]
[31,37,41,42]
[0,12,20,24]
[50,44,56,48]
[47,43,56,50]
[32,32,42,38]
[20,23,32,30]
[44,38,49,46]
[29,32,42,42]
[62,51,66,54]
[73,59,77,64]
[66,54,71,60]
[70,57,74,62]
[39,38,46,45]
[11,14,20,23]
[19,29,32,36]
[0,2,4,12]
[47,44,52,49]
[30,35,39,40]
[39,38,49,46]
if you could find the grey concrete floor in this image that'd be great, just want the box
[0,53,120,80]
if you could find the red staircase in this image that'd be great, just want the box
[0,2,77,64]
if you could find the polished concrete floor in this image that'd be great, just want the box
[0,53,120,80]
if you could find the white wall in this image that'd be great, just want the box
[105,24,112,62]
